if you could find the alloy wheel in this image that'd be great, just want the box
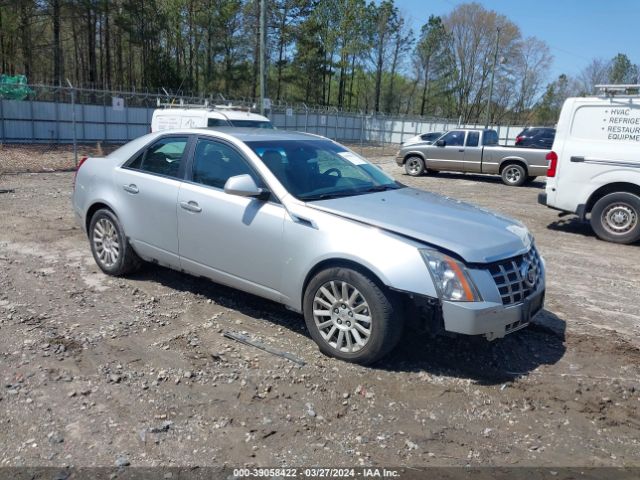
[312,280,372,353]
[92,217,120,267]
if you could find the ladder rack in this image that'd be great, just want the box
[596,84,640,96]
[155,98,255,112]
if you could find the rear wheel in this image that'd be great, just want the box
[501,163,527,186]
[404,156,425,176]
[89,209,142,275]
[590,192,640,244]
[303,267,403,365]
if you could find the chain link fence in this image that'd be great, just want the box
[0,84,530,174]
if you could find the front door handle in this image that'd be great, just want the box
[458,149,465,152]
[180,200,202,213]
[123,184,139,194]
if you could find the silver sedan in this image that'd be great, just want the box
[72,128,545,364]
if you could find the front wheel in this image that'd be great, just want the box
[501,163,527,186]
[303,267,403,365]
[404,156,425,176]
[590,192,640,244]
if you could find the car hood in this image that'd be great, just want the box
[307,188,532,264]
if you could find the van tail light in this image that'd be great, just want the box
[73,156,88,188]
[515,135,523,145]
[546,151,558,177]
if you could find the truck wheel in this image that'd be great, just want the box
[501,163,527,186]
[303,267,403,365]
[89,208,142,275]
[590,192,640,244]
[404,156,425,176]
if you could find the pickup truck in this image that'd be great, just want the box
[396,128,550,186]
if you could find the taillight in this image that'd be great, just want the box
[515,136,523,144]
[73,156,88,188]
[546,151,558,177]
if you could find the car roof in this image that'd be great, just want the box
[154,127,327,142]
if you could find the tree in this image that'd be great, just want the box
[384,12,413,114]
[415,15,449,116]
[577,58,610,95]
[369,0,398,113]
[609,53,639,84]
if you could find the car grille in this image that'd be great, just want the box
[488,246,542,306]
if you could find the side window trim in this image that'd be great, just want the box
[121,134,195,181]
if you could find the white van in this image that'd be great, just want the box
[539,85,640,244]
[151,104,273,132]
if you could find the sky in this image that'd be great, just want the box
[394,0,640,83]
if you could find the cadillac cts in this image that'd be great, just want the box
[72,128,545,364]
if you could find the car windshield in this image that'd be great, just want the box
[246,139,402,201]
[230,120,274,129]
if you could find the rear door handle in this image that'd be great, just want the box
[570,156,585,163]
[123,184,139,194]
[180,200,202,213]
[458,149,465,152]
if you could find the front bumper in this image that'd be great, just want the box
[441,282,545,340]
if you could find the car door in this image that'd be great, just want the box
[114,135,191,267]
[428,130,466,171]
[177,137,287,301]
[463,131,482,172]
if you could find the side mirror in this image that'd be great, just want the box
[435,139,446,147]
[224,174,269,200]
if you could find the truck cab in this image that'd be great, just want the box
[539,84,640,244]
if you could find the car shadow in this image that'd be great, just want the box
[408,171,546,189]
[378,309,566,385]
[130,265,565,385]
[129,264,307,334]
[546,216,597,238]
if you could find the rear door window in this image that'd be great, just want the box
[466,131,480,147]
[125,136,189,179]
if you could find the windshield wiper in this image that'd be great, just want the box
[300,191,357,201]
[353,184,402,194]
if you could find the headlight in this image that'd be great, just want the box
[420,248,481,302]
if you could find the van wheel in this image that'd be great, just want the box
[404,156,425,176]
[303,267,403,365]
[501,163,527,186]
[590,192,640,244]
[89,209,142,275]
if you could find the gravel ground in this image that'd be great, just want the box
[0,153,639,468]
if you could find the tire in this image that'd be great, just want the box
[303,267,403,365]
[501,163,527,186]
[590,192,640,244]
[404,156,425,176]
[89,208,142,275]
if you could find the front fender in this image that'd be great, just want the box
[279,212,437,311]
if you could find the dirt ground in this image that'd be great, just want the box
[0,153,639,469]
